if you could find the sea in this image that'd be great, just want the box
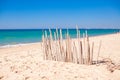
[0,29,119,47]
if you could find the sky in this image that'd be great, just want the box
[0,0,120,29]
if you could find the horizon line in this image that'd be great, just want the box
[0,28,120,30]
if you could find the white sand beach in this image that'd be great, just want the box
[0,33,120,80]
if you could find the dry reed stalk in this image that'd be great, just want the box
[84,30,90,65]
[49,28,53,41]
[76,26,80,64]
[48,28,53,60]
[72,41,78,63]
[66,34,69,62]
[54,28,60,61]
[54,32,57,41]
[60,44,66,61]
[79,41,83,64]
[76,25,79,38]
[56,28,59,40]
[82,33,85,64]
[53,32,57,61]
[85,30,88,37]
[68,32,73,62]
[65,30,68,62]
[59,29,65,61]
[102,58,120,72]
[44,32,48,60]
[58,37,64,61]
[86,36,90,65]
[51,35,55,61]
[90,42,94,64]
[44,30,49,60]
[45,30,48,39]
[42,28,98,66]
[42,34,46,60]
[58,29,63,61]
[54,31,58,61]
[78,30,81,38]
[78,30,83,64]
[57,39,60,61]
[96,40,102,64]
[59,29,62,61]
[56,42,59,61]
[65,29,72,62]
[47,39,50,60]
[60,29,63,40]
[63,35,67,62]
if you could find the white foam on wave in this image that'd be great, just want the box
[0,42,40,49]
[0,44,23,48]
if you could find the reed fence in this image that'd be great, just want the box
[42,28,101,65]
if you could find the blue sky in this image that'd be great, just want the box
[0,0,120,29]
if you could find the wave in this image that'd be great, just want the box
[0,42,40,49]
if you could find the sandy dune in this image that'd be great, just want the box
[0,33,120,80]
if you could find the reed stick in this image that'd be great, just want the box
[59,29,64,61]
[53,32,57,61]
[42,34,45,60]
[83,33,85,64]
[79,41,83,64]
[76,25,79,38]
[90,42,94,64]
[56,28,59,40]
[97,40,102,64]
[66,35,70,62]
[72,41,77,63]
[87,36,90,65]
[60,29,63,40]
[76,26,79,63]
[48,28,53,60]
[66,29,72,62]
[45,30,47,39]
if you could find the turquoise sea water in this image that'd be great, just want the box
[0,29,119,46]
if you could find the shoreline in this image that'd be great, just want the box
[0,32,119,49]
[0,42,41,49]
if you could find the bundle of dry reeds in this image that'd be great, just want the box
[42,28,101,65]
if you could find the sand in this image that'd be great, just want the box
[0,33,120,80]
